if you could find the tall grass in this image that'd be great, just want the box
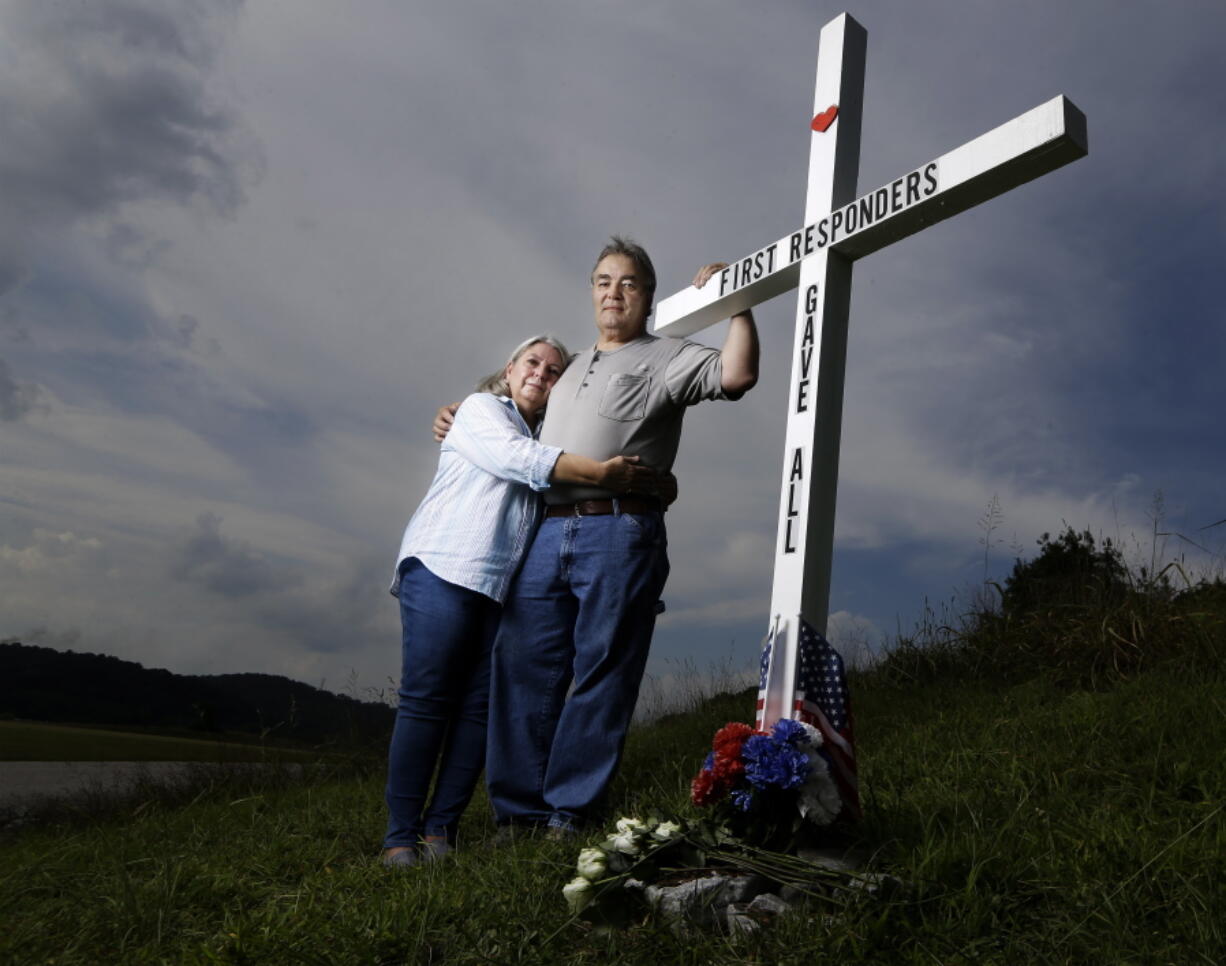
[2,563,1223,963]
[873,530,1225,691]
[633,649,757,724]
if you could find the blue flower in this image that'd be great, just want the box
[702,751,715,771]
[742,733,811,791]
[731,788,755,811]
[772,718,808,746]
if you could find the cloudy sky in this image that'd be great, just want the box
[2,0,1223,699]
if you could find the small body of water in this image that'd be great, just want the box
[0,761,305,810]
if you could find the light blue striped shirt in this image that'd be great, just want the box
[391,393,562,603]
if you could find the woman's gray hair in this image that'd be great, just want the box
[476,333,573,396]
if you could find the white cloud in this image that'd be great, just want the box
[0,529,105,576]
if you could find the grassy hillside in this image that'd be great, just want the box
[1,543,1222,964]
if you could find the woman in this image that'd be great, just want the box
[382,334,649,867]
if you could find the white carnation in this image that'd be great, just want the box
[562,876,594,913]
[798,721,824,748]
[798,749,841,825]
[609,830,642,855]
[614,817,648,835]
[651,820,683,842]
[576,847,607,880]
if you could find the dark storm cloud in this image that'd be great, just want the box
[0,0,255,295]
[170,511,283,598]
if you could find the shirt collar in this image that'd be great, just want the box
[494,393,543,438]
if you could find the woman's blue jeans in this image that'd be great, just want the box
[383,557,501,848]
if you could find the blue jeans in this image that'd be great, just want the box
[485,508,669,829]
[383,558,501,848]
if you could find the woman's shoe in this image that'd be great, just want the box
[381,847,420,868]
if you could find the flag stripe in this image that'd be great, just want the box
[795,698,860,816]
[793,697,854,757]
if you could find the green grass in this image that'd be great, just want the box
[0,720,321,762]
[849,670,1224,963]
[2,578,1223,964]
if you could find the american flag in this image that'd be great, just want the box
[757,617,860,819]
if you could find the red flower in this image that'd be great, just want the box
[691,768,725,806]
[712,722,759,761]
[693,722,771,808]
[711,755,745,783]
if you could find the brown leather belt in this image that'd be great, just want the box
[544,497,663,518]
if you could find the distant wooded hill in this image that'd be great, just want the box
[0,642,393,747]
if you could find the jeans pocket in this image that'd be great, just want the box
[618,511,663,549]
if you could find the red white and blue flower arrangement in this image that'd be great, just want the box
[691,719,842,833]
[563,719,847,922]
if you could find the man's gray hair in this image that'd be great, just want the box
[476,333,573,397]
[591,235,657,302]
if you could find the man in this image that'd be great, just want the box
[439,237,758,834]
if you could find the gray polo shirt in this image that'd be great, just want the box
[540,334,725,504]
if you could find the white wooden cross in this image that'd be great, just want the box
[652,13,1087,732]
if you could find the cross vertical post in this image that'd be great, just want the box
[758,14,866,730]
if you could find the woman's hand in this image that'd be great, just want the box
[551,453,669,498]
[433,403,460,442]
[598,455,653,492]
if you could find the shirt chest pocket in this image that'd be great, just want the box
[598,372,650,422]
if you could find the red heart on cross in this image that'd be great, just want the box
[811,105,839,133]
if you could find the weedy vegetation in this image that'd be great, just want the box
[1,526,1222,964]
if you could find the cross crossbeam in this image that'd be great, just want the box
[655,96,1087,338]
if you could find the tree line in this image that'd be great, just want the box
[0,642,392,747]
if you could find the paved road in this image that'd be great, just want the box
[0,761,305,810]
